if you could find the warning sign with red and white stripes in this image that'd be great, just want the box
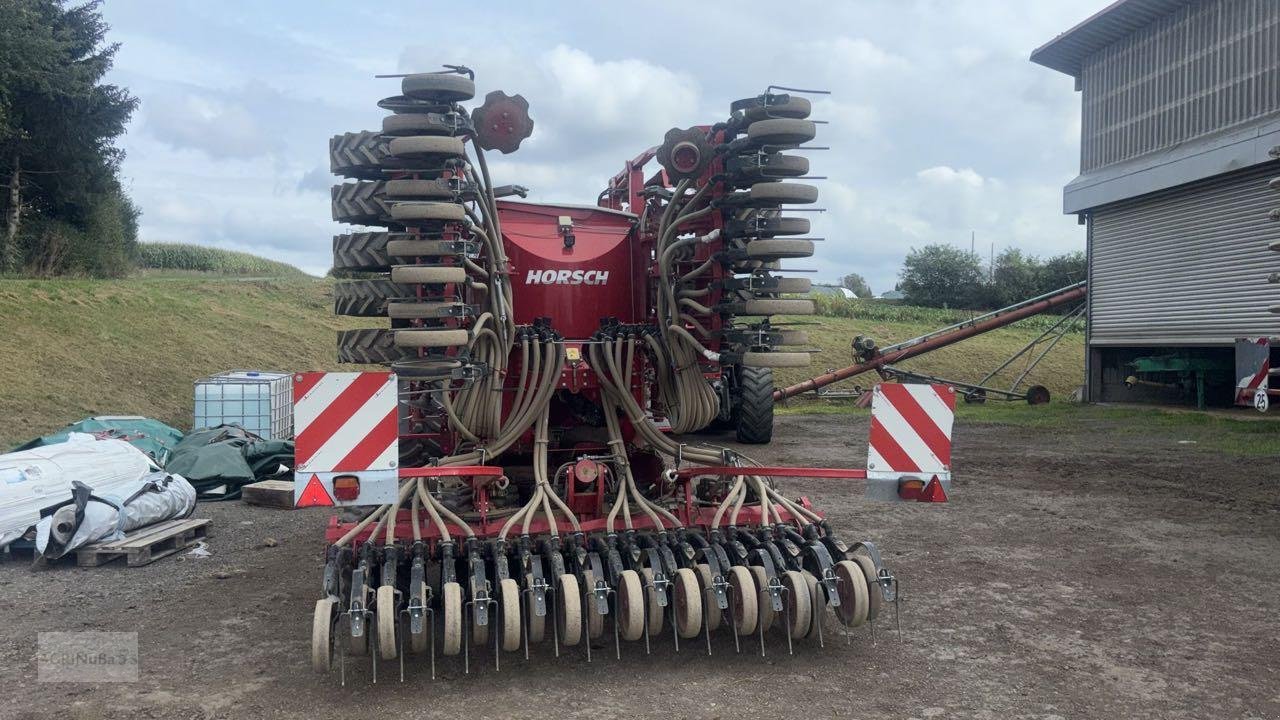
[866,383,955,481]
[293,372,398,473]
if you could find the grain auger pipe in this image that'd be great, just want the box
[775,281,1089,400]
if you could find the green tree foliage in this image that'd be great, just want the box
[988,248,1041,308]
[899,244,985,308]
[0,0,138,276]
[1038,250,1086,292]
[840,272,873,298]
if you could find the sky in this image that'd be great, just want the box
[99,0,1102,293]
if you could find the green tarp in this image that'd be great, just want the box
[14,416,185,465]
[166,425,294,500]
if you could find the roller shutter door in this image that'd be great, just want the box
[1089,161,1280,346]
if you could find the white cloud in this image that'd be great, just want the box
[917,166,987,188]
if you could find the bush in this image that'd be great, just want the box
[133,243,308,277]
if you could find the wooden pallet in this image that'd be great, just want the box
[75,518,211,567]
[241,479,295,509]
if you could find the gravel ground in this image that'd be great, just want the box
[1,412,1277,720]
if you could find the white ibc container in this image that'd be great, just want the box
[193,371,293,439]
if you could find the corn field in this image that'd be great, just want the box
[134,243,308,277]
[808,294,1085,333]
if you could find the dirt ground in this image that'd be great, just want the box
[2,412,1278,720]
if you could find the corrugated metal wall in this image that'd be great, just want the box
[1089,161,1280,346]
[1080,0,1280,172]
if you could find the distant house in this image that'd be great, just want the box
[875,290,906,301]
[810,284,855,299]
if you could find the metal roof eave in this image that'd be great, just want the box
[1030,0,1196,77]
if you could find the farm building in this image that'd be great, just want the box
[1033,0,1280,408]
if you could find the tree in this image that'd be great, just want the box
[1038,251,1086,294]
[898,244,984,308]
[840,272,872,298]
[0,0,138,276]
[989,248,1041,308]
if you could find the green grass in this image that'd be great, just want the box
[0,277,361,449]
[134,243,310,277]
[779,400,1280,457]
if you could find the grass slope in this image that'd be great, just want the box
[134,243,311,277]
[0,276,1086,450]
[0,278,360,449]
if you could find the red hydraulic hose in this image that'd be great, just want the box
[775,282,1087,400]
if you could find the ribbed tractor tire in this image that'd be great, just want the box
[739,298,815,316]
[382,113,464,137]
[385,178,456,200]
[402,73,476,102]
[389,265,467,284]
[333,232,392,271]
[747,118,817,146]
[744,239,815,260]
[389,201,467,224]
[387,135,466,159]
[764,277,812,294]
[334,280,413,316]
[330,131,389,178]
[736,95,812,121]
[337,329,415,364]
[332,182,388,225]
[742,351,811,368]
[735,366,775,444]
[749,182,819,205]
[731,153,809,183]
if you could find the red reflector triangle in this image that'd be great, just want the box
[917,476,948,503]
[296,474,334,507]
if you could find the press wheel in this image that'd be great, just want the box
[749,566,777,631]
[801,571,824,639]
[498,578,522,652]
[833,560,869,628]
[850,553,884,622]
[639,567,664,636]
[376,584,398,660]
[672,568,703,639]
[616,569,645,641]
[780,570,812,639]
[581,570,605,640]
[311,598,336,673]
[348,586,370,656]
[727,565,758,635]
[556,574,583,647]
[471,580,489,647]
[441,581,463,656]
[524,573,547,643]
[694,563,722,631]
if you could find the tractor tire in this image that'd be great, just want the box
[402,73,476,103]
[337,329,414,365]
[742,351,810,369]
[330,131,389,178]
[735,366,775,444]
[744,239,814,260]
[747,118,817,146]
[333,232,393,272]
[332,182,388,225]
[334,280,412,316]
[748,182,819,205]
